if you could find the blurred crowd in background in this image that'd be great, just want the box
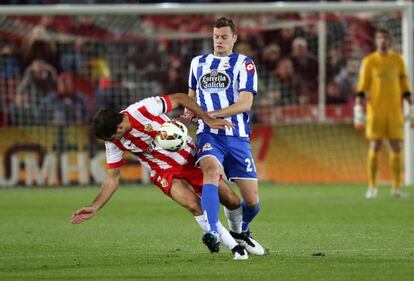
[0,1,402,126]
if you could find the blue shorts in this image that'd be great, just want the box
[196,132,257,181]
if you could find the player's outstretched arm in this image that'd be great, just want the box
[181,89,197,122]
[208,91,253,118]
[169,93,233,130]
[71,168,121,224]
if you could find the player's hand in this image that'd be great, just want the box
[71,206,98,224]
[353,104,365,130]
[181,108,198,123]
[204,117,234,130]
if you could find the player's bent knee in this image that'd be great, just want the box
[202,167,221,182]
[243,199,259,209]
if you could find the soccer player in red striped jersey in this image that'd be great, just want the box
[71,93,248,260]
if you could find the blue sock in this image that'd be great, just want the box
[201,184,219,233]
[241,200,260,232]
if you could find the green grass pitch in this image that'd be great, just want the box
[1,183,414,281]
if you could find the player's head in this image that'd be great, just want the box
[92,108,126,141]
[213,17,237,57]
[375,28,392,53]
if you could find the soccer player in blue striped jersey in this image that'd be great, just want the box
[186,17,264,255]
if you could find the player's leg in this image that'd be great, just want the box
[218,179,241,210]
[196,133,226,251]
[223,137,264,255]
[178,167,247,258]
[366,140,382,198]
[170,178,203,216]
[169,178,218,253]
[230,179,264,255]
[169,176,248,260]
[169,179,221,250]
[234,179,260,232]
[388,115,406,197]
[389,139,405,196]
[218,179,242,234]
[365,114,385,198]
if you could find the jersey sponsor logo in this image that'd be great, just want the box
[245,61,255,72]
[375,71,399,79]
[201,142,213,152]
[199,70,230,93]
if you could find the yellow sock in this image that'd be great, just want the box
[367,150,378,188]
[389,151,401,190]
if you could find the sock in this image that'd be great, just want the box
[194,215,238,250]
[367,150,378,188]
[390,151,401,190]
[241,200,261,232]
[194,214,209,232]
[224,206,243,234]
[201,184,219,233]
[216,221,238,250]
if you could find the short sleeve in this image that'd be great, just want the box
[238,57,258,95]
[356,57,371,93]
[105,141,125,169]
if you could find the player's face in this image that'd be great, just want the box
[213,27,237,56]
[109,119,130,140]
[375,32,391,52]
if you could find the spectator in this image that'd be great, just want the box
[290,37,318,103]
[162,66,187,94]
[59,38,88,76]
[277,27,296,55]
[39,72,89,126]
[263,58,304,106]
[326,80,347,104]
[22,25,57,69]
[327,47,346,81]
[290,37,318,81]
[95,73,132,111]
[0,42,21,79]
[261,43,281,72]
[9,59,57,125]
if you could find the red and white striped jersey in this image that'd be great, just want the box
[104,96,196,176]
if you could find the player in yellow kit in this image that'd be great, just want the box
[354,28,414,198]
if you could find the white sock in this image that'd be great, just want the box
[194,215,237,251]
[217,221,238,250]
[224,206,242,233]
[194,214,210,232]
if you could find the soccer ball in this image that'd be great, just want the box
[155,121,188,151]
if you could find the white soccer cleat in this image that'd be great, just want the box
[365,188,378,199]
[230,230,265,256]
[231,245,249,260]
[390,189,410,198]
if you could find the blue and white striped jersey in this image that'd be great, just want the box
[188,53,257,138]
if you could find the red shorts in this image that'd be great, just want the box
[151,165,203,197]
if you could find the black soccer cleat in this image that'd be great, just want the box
[231,245,248,260]
[202,231,220,253]
[229,230,265,255]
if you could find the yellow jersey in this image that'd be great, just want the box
[357,50,410,117]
